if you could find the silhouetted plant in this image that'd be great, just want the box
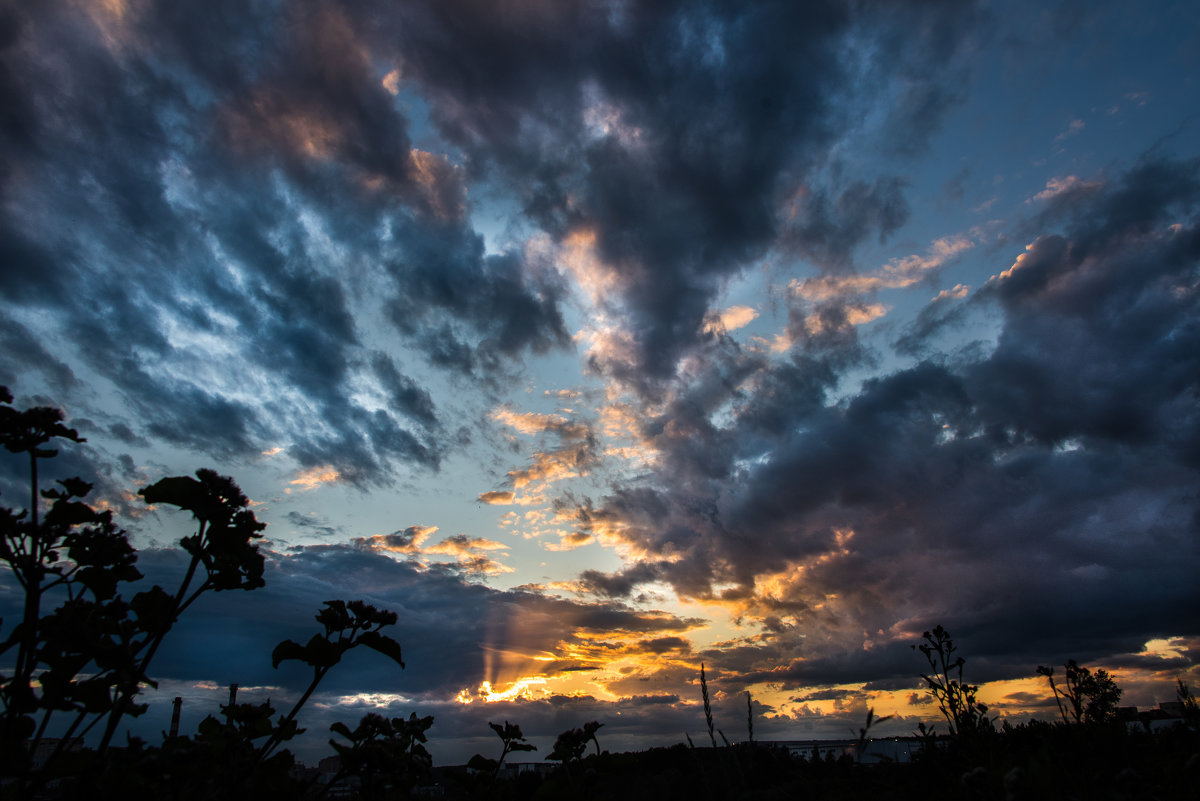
[96,468,269,752]
[0,389,146,785]
[583,720,604,756]
[746,691,754,744]
[853,707,893,763]
[913,720,939,751]
[468,720,536,779]
[327,711,434,799]
[265,600,405,761]
[914,625,992,738]
[0,387,417,796]
[546,724,591,791]
[700,662,716,747]
[1037,660,1122,725]
[1176,679,1199,729]
[548,726,590,764]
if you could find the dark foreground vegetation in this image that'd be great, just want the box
[2,389,1198,800]
[440,723,1200,801]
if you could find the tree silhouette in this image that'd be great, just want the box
[1037,660,1122,725]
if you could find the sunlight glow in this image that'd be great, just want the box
[455,677,549,704]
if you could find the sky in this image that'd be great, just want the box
[1,0,1199,766]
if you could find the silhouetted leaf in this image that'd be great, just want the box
[271,639,308,669]
[356,631,405,668]
[138,475,205,512]
[43,499,101,527]
[316,600,351,633]
[131,586,176,633]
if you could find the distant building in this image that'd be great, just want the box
[759,737,922,764]
[498,761,558,778]
[30,738,84,771]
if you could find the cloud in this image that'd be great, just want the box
[1053,118,1085,143]
[283,511,341,540]
[356,525,437,555]
[2,0,1195,760]
[1028,174,1104,203]
[780,178,911,270]
[424,534,508,554]
[560,156,1200,689]
[486,407,600,500]
[355,526,515,574]
[541,531,595,552]
[0,0,577,487]
[288,466,342,491]
[893,284,973,356]
[787,234,974,304]
[0,538,706,764]
[382,0,985,391]
[703,305,759,335]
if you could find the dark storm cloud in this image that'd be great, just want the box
[383,230,570,379]
[569,156,1200,687]
[283,511,342,540]
[577,561,665,599]
[791,688,858,703]
[893,286,971,357]
[0,318,77,393]
[369,352,439,429]
[377,0,985,390]
[0,527,708,756]
[0,0,993,486]
[107,537,701,701]
[781,178,911,270]
[0,0,576,483]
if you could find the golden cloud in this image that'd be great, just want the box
[381,67,401,95]
[542,531,595,552]
[425,534,508,556]
[703,304,759,335]
[288,466,341,490]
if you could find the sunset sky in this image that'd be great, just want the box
[1,0,1198,765]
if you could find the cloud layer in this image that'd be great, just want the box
[1,0,1197,764]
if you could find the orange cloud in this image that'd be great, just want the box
[933,283,970,301]
[703,304,759,334]
[560,226,622,304]
[289,466,341,490]
[381,67,401,95]
[486,406,598,497]
[790,234,974,304]
[408,148,465,219]
[425,534,507,556]
[542,531,595,552]
[508,453,582,489]
[359,525,437,555]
